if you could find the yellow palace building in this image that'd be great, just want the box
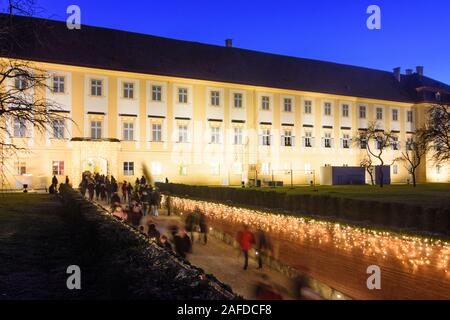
[1,15,449,189]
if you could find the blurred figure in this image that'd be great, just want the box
[148,224,161,242]
[113,206,127,221]
[255,228,272,269]
[160,235,172,251]
[254,274,283,300]
[237,225,255,270]
[198,211,208,245]
[185,212,198,247]
[174,228,192,259]
[121,181,128,202]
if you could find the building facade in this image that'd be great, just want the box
[1,15,449,189]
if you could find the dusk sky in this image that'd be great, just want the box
[10,0,450,83]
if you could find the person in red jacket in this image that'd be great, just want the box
[237,224,255,270]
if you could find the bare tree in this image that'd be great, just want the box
[0,2,70,189]
[396,132,428,187]
[420,104,450,165]
[359,154,375,186]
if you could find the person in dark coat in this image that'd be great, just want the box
[52,175,58,188]
[147,224,160,241]
[174,229,192,259]
[184,212,197,246]
[65,176,70,185]
[160,235,172,251]
[87,181,95,201]
[255,228,272,269]
[198,212,208,245]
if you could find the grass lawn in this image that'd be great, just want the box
[247,184,450,209]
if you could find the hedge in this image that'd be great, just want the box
[156,183,450,237]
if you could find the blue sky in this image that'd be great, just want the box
[11,0,450,83]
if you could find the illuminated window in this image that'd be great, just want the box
[178,87,188,103]
[393,164,398,175]
[123,162,134,176]
[261,96,270,110]
[53,76,65,93]
[179,164,188,176]
[233,127,243,145]
[14,75,27,90]
[376,108,383,120]
[233,93,243,108]
[123,82,134,99]
[303,132,313,148]
[233,162,243,175]
[211,91,220,106]
[304,100,312,114]
[324,102,332,116]
[152,123,162,142]
[323,133,332,148]
[123,122,134,141]
[342,104,349,117]
[282,130,294,147]
[178,125,188,143]
[261,129,271,146]
[359,106,366,119]
[13,117,27,138]
[210,163,220,175]
[152,85,162,101]
[283,98,292,112]
[342,134,351,149]
[261,162,270,175]
[90,121,102,139]
[52,119,65,139]
[210,127,221,144]
[16,162,26,175]
[90,79,102,96]
[52,161,64,176]
[392,109,398,121]
[407,111,413,123]
[151,162,162,176]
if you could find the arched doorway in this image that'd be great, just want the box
[82,157,108,176]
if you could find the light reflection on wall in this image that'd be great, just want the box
[168,196,449,275]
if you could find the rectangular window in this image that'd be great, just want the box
[90,121,102,139]
[342,134,351,149]
[151,162,162,176]
[152,123,162,142]
[392,109,399,121]
[282,130,294,147]
[123,122,134,141]
[261,162,270,175]
[304,100,312,114]
[407,111,413,123]
[52,161,64,176]
[210,127,220,144]
[16,162,26,175]
[393,164,398,175]
[152,85,162,101]
[52,119,65,139]
[233,127,243,145]
[376,136,383,150]
[234,93,243,108]
[261,96,270,110]
[13,117,27,138]
[406,138,414,151]
[123,162,134,176]
[15,76,27,90]
[342,104,349,117]
[359,134,367,149]
[178,125,188,143]
[283,98,292,112]
[359,106,366,119]
[376,107,383,120]
[261,129,271,146]
[323,133,332,148]
[210,91,220,106]
[123,82,134,99]
[391,137,399,150]
[53,76,65,93]
[178,88,188,104]
[304,132,313,148]
[90,79,102,96]
[324,102,332,116]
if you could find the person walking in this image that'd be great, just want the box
[87,180,95,201]
[52,175,58,189]
[147,224,161,242]
[237,225,255,270]
[174,229,192,259]
[121,181,128,202]
[198,212,208,245]
[184,212,197,247]
[255,228,272,269]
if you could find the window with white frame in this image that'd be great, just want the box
[323,132,332,148]
[375,136,383,150]
[210,91,220,106]
[90,79,102,96]
[152,85,162,101]
[391,136,400,150]
[282,129,294,147]
[52,161,64,176]
[283,98,292,112]
[376,107,383,120]
[304,100,312,114]
[261,129,271,146]
[406,137,414,151]
[261,162,270,175]
[359,105,367,119]
[178,125,188,143]
[342,104,349,117]
[13,117,27,138]
[303,131,313,147]
[324,102,332,116]
[123,82,134,99]
[90,121,102,139]
[233,127,243,145]
[304,163,312,174]
[152,123,162,142]
[123,122,134,141]
[359,133,367,149]
[233,93,243,108]
[342,134,351,149]
[210,126,221,144]
[16,161,26,175]
[53,76,65,93]
[261,96,270,110]
[407,110,413,123]
[392,109,399,121]
[123,162,134,176]
[52,119,65,139]
[151,162,162,175]
[15,75,27,90]
[178,87,188,104]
